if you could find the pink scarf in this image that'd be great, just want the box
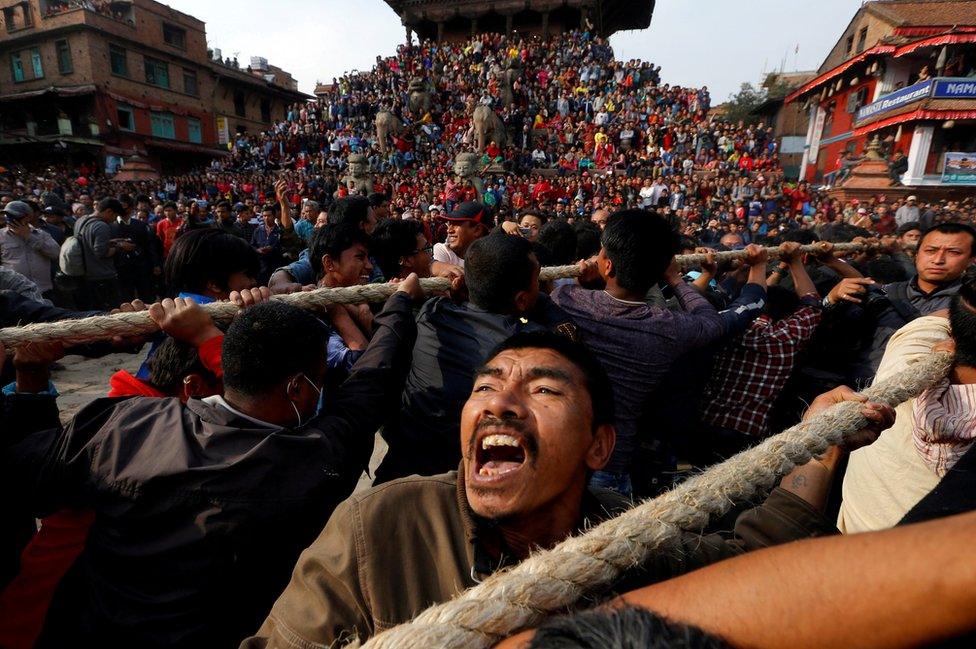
[913,381,976,477]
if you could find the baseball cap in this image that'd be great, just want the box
[442,201,493,228]
[857,207,868,214]
[3,200,32,220]
[233,202,247,213]
[428,204,444,213]
[907,195,917,202]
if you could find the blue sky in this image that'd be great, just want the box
[165,0,864,100]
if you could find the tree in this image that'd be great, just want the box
[723,82,767,124]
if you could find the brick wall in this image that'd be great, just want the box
[0,0,304,156]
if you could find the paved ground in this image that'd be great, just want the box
[52,350,143,422]
[51,349,386,492]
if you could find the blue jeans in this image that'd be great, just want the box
[589,470,633,498]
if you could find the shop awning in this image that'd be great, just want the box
[145,138,229,156]
[853,103,976,137]
[786,32,976,104]
[0,84,96,102]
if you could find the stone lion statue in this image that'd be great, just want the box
[496,62,521,107]
[408,76,432,116]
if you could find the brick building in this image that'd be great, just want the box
[750,71,817,179]
[211,55,305,149]
[786,0,976,189]
[384,0,655,42]
[0,0,309,174]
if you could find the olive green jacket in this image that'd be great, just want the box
[242,471,833,648]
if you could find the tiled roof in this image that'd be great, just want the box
[868,1,976,27]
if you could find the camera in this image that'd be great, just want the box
[862,285,891,313]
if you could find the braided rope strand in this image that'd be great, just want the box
[358,352,952,649]
[0,242,867,348]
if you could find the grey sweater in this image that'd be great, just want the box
[76,215,117,280]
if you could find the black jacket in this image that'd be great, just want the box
[0,392,61,587]
[111,216,159,273]
[3,292,417,648]
[0,290,101,328]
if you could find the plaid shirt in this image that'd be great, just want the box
[702,297,822,438]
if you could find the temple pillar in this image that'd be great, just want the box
[873,59,911,101]
[542,11,550,37]
[505,13,513,36]
[471,17,478,37]
[437,21,445,42]
[903,124,934,185]
[799,103,820,181]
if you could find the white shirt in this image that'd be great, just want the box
[433,242,464,268]
[639,186,654,207]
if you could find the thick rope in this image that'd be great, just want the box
[0,242,870,348]
[358,351,953,649]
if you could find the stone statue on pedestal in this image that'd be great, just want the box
[342,154,375,195]
[453,152,484,202]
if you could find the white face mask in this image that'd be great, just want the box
[289,373,323,428]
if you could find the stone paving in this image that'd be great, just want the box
[52,350,143,422]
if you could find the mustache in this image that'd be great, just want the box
[468,417,539,458]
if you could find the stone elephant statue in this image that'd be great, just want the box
[375,110,404,155]
[472,105,507,153]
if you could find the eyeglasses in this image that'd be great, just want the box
[408,244,434,256]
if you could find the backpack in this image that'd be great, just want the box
[59,215,96,277]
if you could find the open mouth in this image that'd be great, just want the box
[474,432,528,480]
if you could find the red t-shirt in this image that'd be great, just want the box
[155,217,183,257]
[875,214,896,235]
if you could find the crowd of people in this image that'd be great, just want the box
[44,0,133,22]
[1,26,976,649]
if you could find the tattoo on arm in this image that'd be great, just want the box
[791,474,808,489]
